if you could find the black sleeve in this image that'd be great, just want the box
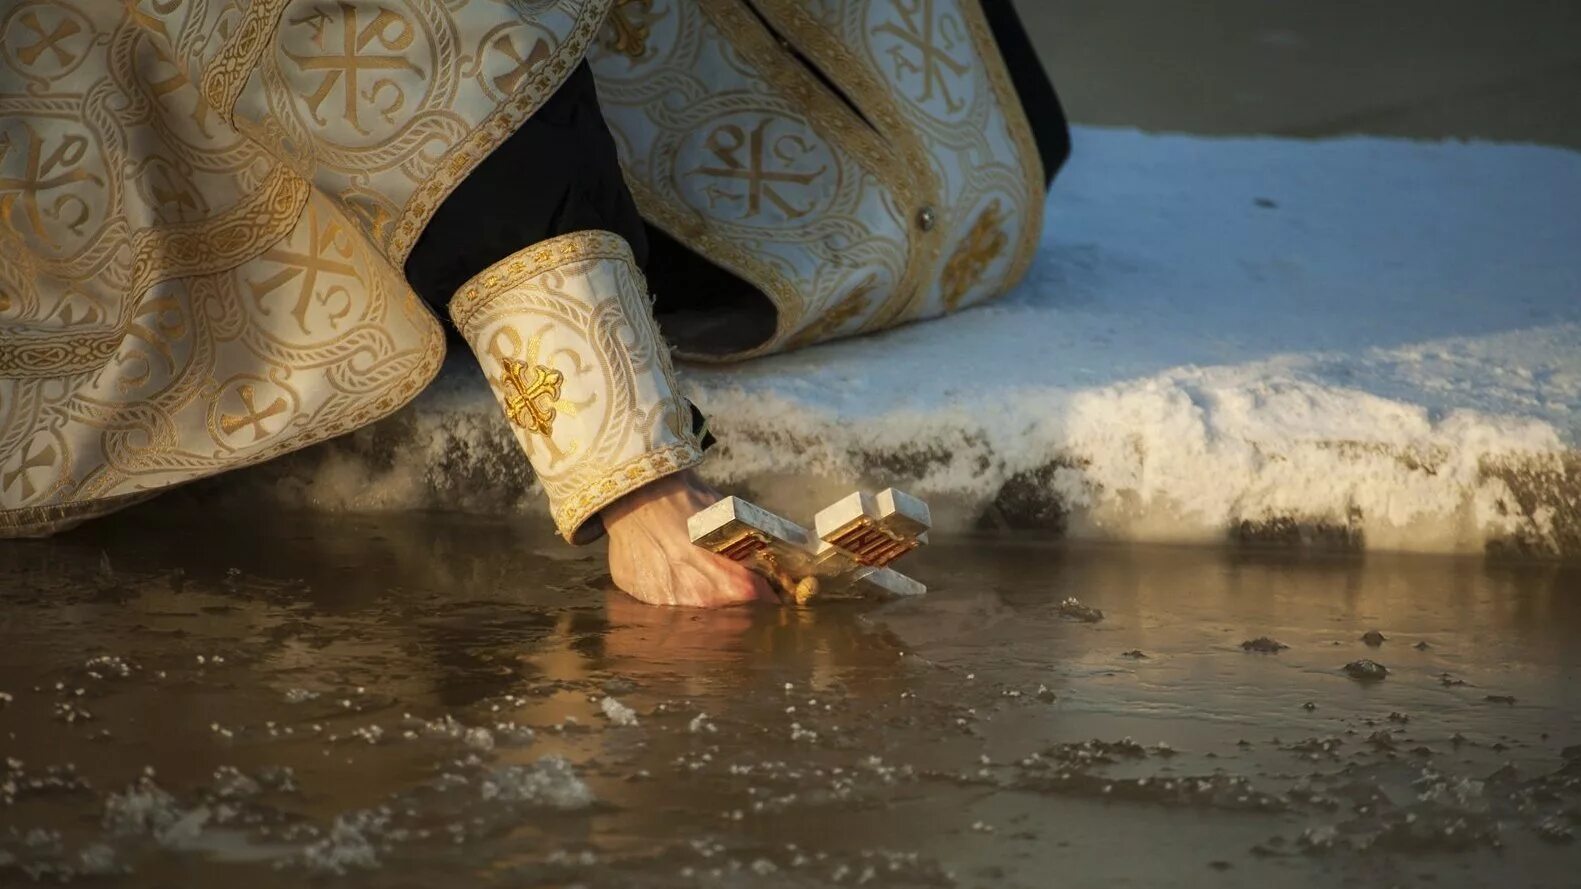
[979,0,1071,187]
[402,62,716,451]
[402,61,648,310]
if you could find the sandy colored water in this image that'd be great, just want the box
[2,511,1578,887]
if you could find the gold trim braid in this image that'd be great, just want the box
[0,490,161,538]
[957,0,1045,299]
[1,1,613,536]
[1,165,311,379]
[451,230,639,331]
[127,164,312,310]
[586,0,1048,356]
[199,0,293,124]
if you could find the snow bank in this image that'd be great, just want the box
[234,128,1581,556]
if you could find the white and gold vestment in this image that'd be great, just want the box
[0,0,1043,539]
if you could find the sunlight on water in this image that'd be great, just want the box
[2,510,1578,887]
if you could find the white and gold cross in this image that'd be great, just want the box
[689,488,931,604]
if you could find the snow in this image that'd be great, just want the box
[251,127,1581,556]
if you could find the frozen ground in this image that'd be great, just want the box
[2,513,1578,887]
[236,127,1581,557]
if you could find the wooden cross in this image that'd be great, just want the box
[689,488,931,604]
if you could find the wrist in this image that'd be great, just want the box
[602,468,703,526]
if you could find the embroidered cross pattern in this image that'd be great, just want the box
[247,207,358,335]
[0,122,102,244]
[693,120,825,220]
[16,10,82,68]
[500,357,564,437]
[873,0,970,112]
[2,439,56,501]
[219,384,288,441]
[286,3,421,133]
[690,488,930,604]
[490,33,550,95]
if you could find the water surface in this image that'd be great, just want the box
[2,512,1578,887]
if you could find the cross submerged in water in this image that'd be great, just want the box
[688,489,931,604]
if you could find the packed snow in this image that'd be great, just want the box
[244,127,1581,555]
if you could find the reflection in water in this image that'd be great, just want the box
[1,511,1578,887]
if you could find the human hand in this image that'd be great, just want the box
[601,469,775,607]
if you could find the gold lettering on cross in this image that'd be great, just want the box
[286,2,420,134]
[246,206,357,335]
[148,163,201,220]
[501,358,564,437]
[874,0,969,112]
[691,119,824,220]
[220,384,288,441]
[0,122,102,245]
[141,40,216,138]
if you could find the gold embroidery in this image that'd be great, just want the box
[1,438,57,503]
[0,333,122,378]
[218,383,289,441]
[5,4,93,85]
[4,0,631,536]
[624,178,808,362]
[501,358,564,436]
[940,199,1007,311]
[787,276,877,350]
[954,0,1045,301]
[553,442,703,543]
[2,166,310,379]
[388,0,614,264]
[872,0,971,112]
[600,0,656,60]
[489,32,552,96]
[128,165,312,312]
[586,0,931,359]
[754,0,1040,328]
[750,0,944,331]
[453,233,701,542]
[450,229,638,331]
[0,118,103,245]
[0,490,159,537]
[282,4,423,134]
[200,0,293,124]
[691,119,828,220]
[589,0,1040,356]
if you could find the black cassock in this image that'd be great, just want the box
[405,0,1070,338]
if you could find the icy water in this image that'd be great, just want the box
[2,513,1579,887]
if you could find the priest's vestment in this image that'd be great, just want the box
[0,0,1066,540]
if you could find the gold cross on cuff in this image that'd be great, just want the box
[500,357,564,437]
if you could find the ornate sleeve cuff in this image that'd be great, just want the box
[450,231,703,544]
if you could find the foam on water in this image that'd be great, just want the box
[2,528,1579,885]
[478,756,595,809]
